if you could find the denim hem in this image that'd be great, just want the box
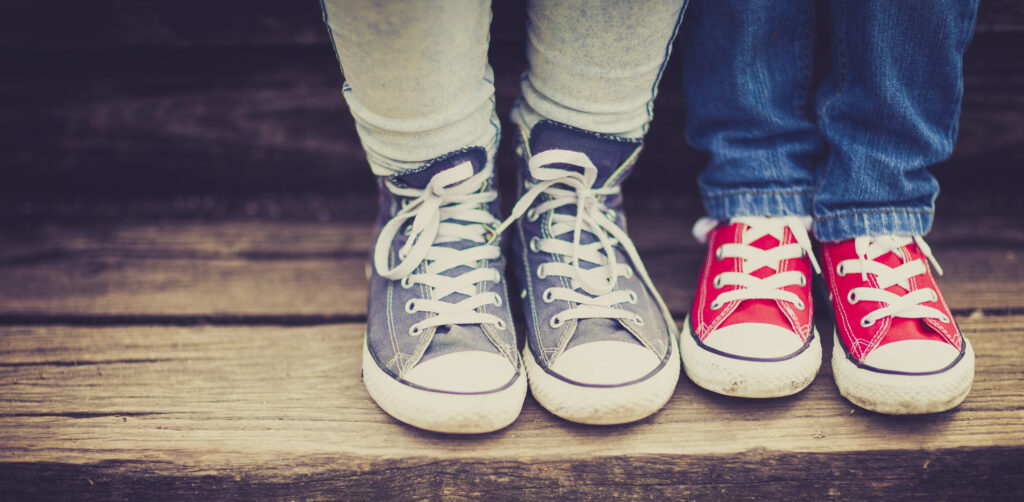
[813,208,933,242]
[701,189,813,220]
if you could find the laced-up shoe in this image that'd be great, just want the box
[681,216,822,398]
[496,121,679,425]
[822,235,974,414]
[363,148,526,433]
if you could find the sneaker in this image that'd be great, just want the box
[363,148,527,433]
[822,235,974,414]
[499,120,679,425]
[680,216,822,398]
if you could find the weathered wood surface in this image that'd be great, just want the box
[1,215,1021,320]
[0,213,1021,498]
[1,316,1022,499]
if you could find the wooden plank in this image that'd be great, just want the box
[1,217,1021,319]
[1,317,1022,499]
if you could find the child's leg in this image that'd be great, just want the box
[682,0,821,220]
[816,0,979,415]
[812,0,979,241]
[321,0,499,175]
[512,0,687,138]
[321,0,526,433]
[678,0,823,398]
[508,0,687,425]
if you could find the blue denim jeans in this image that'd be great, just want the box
[682,0,979,241]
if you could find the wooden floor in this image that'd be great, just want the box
[1,207,1023,500]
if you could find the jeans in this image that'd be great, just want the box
[319,0,688,176]
[682,0,979,241]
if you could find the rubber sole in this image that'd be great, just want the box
[679,316,822,398]
[831,331,975,415]
[523,336,680,425]
[361,340,527,434]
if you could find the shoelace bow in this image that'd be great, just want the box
[491,149,673,328]
[373,162,506,336]
[694,216,820,311]
[837,235,949,328]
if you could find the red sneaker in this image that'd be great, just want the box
[821,236,974,414]
[681,217,822,398]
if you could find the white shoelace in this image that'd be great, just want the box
[373,162,506,336]
[491,149,673,329]
[837,235,949,328]
[694,216,820,311]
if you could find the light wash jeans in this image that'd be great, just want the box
[319,0,688,176]
[682,0,979,241]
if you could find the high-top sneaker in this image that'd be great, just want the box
[497,120,679,425]
[363,147,526,433]
[681,216,822,398]
[822,235,974,414]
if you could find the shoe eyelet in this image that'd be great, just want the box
[542,288,555,303]
[798,274,807,287]
[529,236,540,253]
[930,289,939,302]
[847,290,858,305]
[495,319,507,330]
[400,199,411,209]
[408,325,423,336]
[492,293,503,307]
[794,300,806,311]
[404,300,418,313]
[402,224,412,235]
[536,265,548,279]
[549,315,564,328]
[623,266,634,278]
[627,291,638,304]
[400,276,413,289]
[715,247,725,260]
[526,208,539,222]
[713,275,724,289]
[859,317,875,328]
[939,315,950,323]
[633,316,645,326]
[710,300,722,310]
[836,263,847,276]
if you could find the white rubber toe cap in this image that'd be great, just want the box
[702,323,805,359]
[861,339,961,373]
[549,341,661,386]
[403,351,516,393]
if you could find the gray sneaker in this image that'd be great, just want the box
[363,147,526,433]
[501,121,679,424]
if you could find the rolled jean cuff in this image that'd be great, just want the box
[812,208,934,242]
[701,188,813,221]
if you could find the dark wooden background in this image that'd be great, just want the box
[1,0,1022,219]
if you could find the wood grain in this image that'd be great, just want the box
[1,218,1021,319]
[1,316,1022,499]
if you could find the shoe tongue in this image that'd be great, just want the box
[527,120,641,188]
[389,147,487,190]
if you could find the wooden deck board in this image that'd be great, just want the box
[1,216,1022,498]
[1,217,1021,318]
[1,316,1022,498]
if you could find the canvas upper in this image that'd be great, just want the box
[365,147,521,393]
